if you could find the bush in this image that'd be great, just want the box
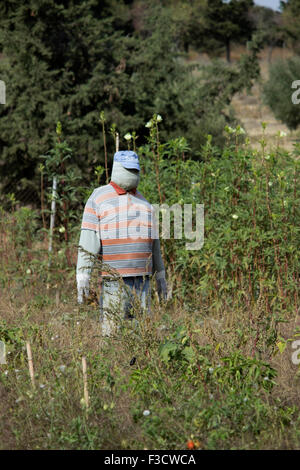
[263,56,300,130]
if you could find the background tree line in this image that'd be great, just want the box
[0,0,299,201]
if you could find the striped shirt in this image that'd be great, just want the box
[81,183,158,277]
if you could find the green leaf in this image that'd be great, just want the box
[181,346,195,363]
[276,341,287,354]
[159,341,179,363]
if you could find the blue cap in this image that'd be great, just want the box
[113,150,140,171]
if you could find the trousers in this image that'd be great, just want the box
[99,276,151,324]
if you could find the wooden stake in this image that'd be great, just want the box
[26,341,35,388]
[82,356,89,409]
[48,176,57,267]
[116,132,119,152]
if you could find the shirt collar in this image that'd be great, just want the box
[110,181,137,195]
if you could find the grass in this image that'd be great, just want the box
[0,273,299,450]
[0,236,300,449]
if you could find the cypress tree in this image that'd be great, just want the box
[0,0,132,195]
[201,0,255,63]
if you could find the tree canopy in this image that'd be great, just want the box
[0,0,261,199]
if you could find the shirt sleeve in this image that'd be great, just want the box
[81,191,99,232]
[76,192,101,280]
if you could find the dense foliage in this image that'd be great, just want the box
[281,0,300,53]
[198,0,255,63]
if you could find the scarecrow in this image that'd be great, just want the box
[76,150,167,335]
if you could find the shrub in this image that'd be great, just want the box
[263,56,300,130]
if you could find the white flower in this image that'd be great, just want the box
[124,133,132,141]
[209,393,214,400]
[143,410,151,416]
[236,126,245,135]
[263,376,269,381]
[279,131,287,137]
[26,268,31,274]
[59,365,66,373]
[156,114,162,122]
[145,121,152,128]
[232,214,238,220]
[39,384,45,389]
[265,155,270,160]
[208,367,214,374]
[58,226,65,233]
[4,370,8,376]
[243,397,248,402]
[268,181,273,187]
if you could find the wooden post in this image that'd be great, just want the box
[48,176,57,267]
[26,341,35,388]
[82,356,89,409]
[116,132,119,152]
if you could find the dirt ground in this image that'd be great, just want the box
[232,46,297,151]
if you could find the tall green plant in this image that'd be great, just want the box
[41,122,83,267]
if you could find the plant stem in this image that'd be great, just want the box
[102,121,109,183]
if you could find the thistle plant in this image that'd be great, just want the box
[99,111,109,183]
[41,122,82,268]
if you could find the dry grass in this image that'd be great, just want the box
[1,270,300,449]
